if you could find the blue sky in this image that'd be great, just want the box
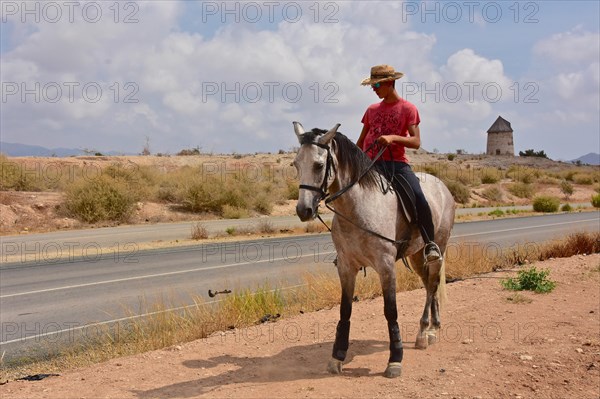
[1,1,599,160]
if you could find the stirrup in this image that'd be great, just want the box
[424,242,442,264]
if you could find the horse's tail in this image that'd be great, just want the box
[437,255,448,310]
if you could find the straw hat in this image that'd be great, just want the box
[360,64,404,86]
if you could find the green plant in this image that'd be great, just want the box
[501,266,556,293]
[488,209,504,217]
[532,195,560,213]
[519,149,548,158]
[592,193,600,208]
[560,180,574,199]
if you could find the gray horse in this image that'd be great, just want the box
[292,122,455,378]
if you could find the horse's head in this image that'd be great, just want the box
[292,121,341,221]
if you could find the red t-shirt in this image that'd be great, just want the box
[361,98,420,163]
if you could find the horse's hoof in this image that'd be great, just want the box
[384,362,402,378]
[427,332,438,345]
[415,335,428,350]
[327,358,343,374]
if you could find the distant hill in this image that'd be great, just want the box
[571,152,600,166]
[0,142,126,157]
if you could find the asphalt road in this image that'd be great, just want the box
[1,211,598,361]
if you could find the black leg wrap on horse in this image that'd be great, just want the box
[388,322,403,363]
[332,320,351,361]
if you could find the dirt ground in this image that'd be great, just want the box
[2,254,599,399]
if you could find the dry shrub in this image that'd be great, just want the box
[305,221,329,233]
[444,240,502,280]
[64,175,135,223]
[191,223,209,240]
[482,186,503,202]
[256,219,276,234]
[480,168,501,184]
[508,182,534,199]
[507,166,540,184]
[253,193,273,215]
[532,195,560,212]
[573,173,594,185]
[0,156,44,191]
[286,180,299,200]
[537,232,600,260]
[222,205,249,219]
[182,168,282,216]
[443,180,470,204]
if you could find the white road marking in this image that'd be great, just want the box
[452,218,598,238]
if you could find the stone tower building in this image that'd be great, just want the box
[486,115,514,156]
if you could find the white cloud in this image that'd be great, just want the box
[0,2,598,160]
[534,27,600,66]
[441,49,512,93]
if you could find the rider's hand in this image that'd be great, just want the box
[377,135,394,146]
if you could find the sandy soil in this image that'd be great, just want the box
[2,254,599,399]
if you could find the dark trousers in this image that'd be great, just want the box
[377,161,435,243]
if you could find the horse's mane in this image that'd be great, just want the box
[306,128,381,191]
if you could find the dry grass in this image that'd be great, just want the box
[505,292,533,304]
[191,223,209,240]
[305,221,330,233]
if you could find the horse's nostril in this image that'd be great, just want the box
[296,205,314,221]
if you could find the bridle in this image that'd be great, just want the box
[298,142,335,202]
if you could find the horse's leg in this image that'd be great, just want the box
[425,255,445,346]
[327,264,357,374]
[379,263,403,378]
[409,250,433,349]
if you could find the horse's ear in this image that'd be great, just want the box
[292,121,305,142]
[318,123,340,145]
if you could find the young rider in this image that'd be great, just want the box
[356,64,442,263]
